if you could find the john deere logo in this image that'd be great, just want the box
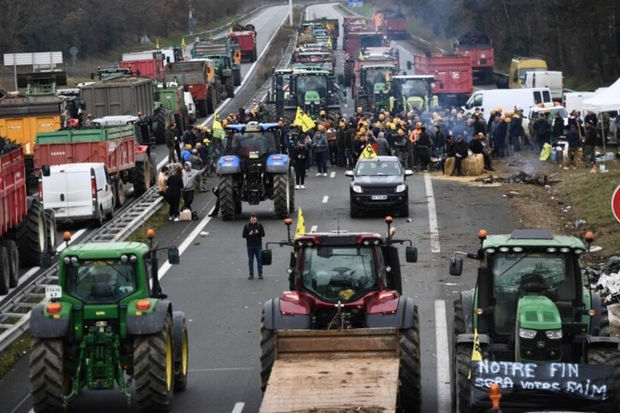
[95,311,105,316]
[537,340,546,348]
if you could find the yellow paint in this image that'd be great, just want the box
[0,115,61,155]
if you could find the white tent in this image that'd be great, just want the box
[582,77,620,112]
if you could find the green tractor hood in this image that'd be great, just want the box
[373,82,387,94]
[304,90,320,105]
[516,295,562,362]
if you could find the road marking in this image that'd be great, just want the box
[310,225,318,233]
[329,171,336,178]
[424,173,440,253]
[322,195,329,203]
[435,299,451,412]
[232,402,245,413]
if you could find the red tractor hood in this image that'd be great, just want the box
[279,290,400,315]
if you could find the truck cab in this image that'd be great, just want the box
[509,57,548,89]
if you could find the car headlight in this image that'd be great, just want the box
[352,184,363,193]
[395,184,406,193]
[518,328,537,339]
[545,329,563,340]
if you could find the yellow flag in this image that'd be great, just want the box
[295,207,306,238]
[359,143,377,159]
[327,37,333,48]
[359,50,364,60]
[181,37,186,49]
[293,107,315,133]
[467,327,483,379]
[212,111,224,139]
[156,38,160,49]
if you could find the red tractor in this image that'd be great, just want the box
[260,217,421,412]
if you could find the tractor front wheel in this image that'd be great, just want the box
[29,338,71,413]
[134,314,174,411]
[273,173,290,218]
[260,311,275,392]
[219,176,236,221]
[588,347,620,413]
[172,311,189,392]
[2,239,19,288]
[397,306,421,412]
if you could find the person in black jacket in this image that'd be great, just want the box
[469,132,494,171]
[552,112,565,141]
[293,139,310,189]
[416,126,432,170]
[165,166,183,221]
[242,215,266,279]
[454,135,469,176]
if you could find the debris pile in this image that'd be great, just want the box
[475,172,550,186]
[585,255,620,304]
[0,137,20,155]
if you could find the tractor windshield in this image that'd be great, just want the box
[66,259,137,304]
[360,35,383,48]
[230,132,278,159]
[490,252,577,335]
[296,75,328,103]
[364,68,392,92]
[400,79,431,99]
[301,246,378,302]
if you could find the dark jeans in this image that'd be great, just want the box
[168,194,181,218]
[315,151,327,174]
[294,162,306,185]
[247,246,262,277]
[182,190,194,211]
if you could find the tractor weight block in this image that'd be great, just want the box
[261,249,272,266]
[168,247,180,264]
[450,256,463,276]
[405,246,417,263]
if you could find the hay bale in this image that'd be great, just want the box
[443,154,484,176]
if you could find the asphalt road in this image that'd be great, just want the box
[1,4,521,413]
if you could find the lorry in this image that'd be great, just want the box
[372,10,407,39]
[344,30,389,86]
[259,217,420,412]
[463,87,553,116]
[0,143,55,294]
[192,39,239,96]
[449,229,620,412]
[229,22,257,62]
[300,18,339,49]
[454,31,495,85]
[413,54,473,106]
[509,56,548,89]
[524,70,563,101]
[28,230,188,412]
[155,82,189,139]
[164,60,220,117]
[351,48,399,112]
[119,51,166,82]
[35,121,156,215]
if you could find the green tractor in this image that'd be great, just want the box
[28,230,189,412]
[450,229,620,412]
[390,75,439,114]
[192,39,239,97]
[353,64,398,112]
[154,82,189,142]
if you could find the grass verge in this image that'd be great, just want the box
[0,332,31,378]
[126,203,169,243]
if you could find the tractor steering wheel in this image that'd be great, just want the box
[332,267,351,276]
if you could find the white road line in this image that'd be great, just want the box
[322,195,329,203]
[310,225,318,233]
[435,299,451,412]
[329,171,335,178]
[231,402,245,413]
[424,173,440,253]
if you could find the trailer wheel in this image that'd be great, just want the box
[153,107,168,144]
[115,179,126,207]
[260,311,275,392]
[0,245,9,294]
[273,173,289,218]
[44,210,56,254]
[134,314,174,411]
[2,240,19,288]
[587,347,620,413]
[29,338,71,413]
[397,306,421,412]
[219,176,235,221]
[133,161,151,197]
[17,198,46,268]
[172,312,189,392]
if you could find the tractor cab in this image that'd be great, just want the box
[359,64,396,110]
[391,75,438,113]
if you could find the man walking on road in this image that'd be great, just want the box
[242,215,265,280]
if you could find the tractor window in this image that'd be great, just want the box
[360,35,383,48]
[66,259,137,304]
[301,246,377,302]
[296,75,328,101]
[400,79,431,99]
[364,69,390,92]
[491,252,575,335]
[230,132,278,159]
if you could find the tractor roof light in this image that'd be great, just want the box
[560,247,571,253]
[512,247,523,253]
[63,257,71,264]
[46,302,62,314]
[129,255,137,263]
[284,218,293,226]
[547,247,557,253]
[136,300,151,311]
[146,229,156,239]
[499,247,509,253]
[485,248,495,254]
[63,231,72,242]
[574,249,584,255]
[488,383,502,410]
[120,254,129,263]
[478,229,487,240]
[585,231,594,243]
[70,256,79,264]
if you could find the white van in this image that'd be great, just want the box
[523,71,563,100]
[562,91,595,115]
[463,87,553,117]
[40,163,114,226]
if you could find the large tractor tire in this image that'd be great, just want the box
[44,210,56,255]
[172,311,189,392]
[598,307,611,337]
[455,343,473,413]
[454,297,466,336]
[397,307,421,412]
[226,77,235,98]
[134,314,174,411]
[153,107,168,144]
[133,160,152,197]
[29,338,70,413]
[0,245,10,295]
[2,239,19,288]
[288,169,295,214]
[273,173,291,218]
[17,198,46,268]
[587,347,620,413]
[219,176,236,221]
[115,179,126,207]
[260,311,275,392]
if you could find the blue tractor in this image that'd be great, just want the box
[216,122,295,220]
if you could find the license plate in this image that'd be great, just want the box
[371,195,388,200]
[45,285,62,300]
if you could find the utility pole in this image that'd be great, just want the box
[289,0,293,26]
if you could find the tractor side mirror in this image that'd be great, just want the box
[344,170,354,178]
[168,247,180,264]
[405,246,417,263]
[449,256,463,276]
[261,249,272,266]
[41,165,51,177]
[406,61,412,70]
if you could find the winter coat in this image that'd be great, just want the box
[468,139,485,155]
[454,139,468,158]
[376,137,392,156]
[166,173,183,198]
[552,116,565,138]
[292,143,309,166]
[584,126,598,146]
[566,128,581,148]
[182,168,204,192]
[312,134,328,153]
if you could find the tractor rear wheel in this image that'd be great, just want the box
[0,245,9,294]
[587,347,620,413]
[2,239,19,288]
[133,160,152,197]
[454,297,466,336]
[260,311,275,392]
[29,338,70,413]
[219,176,235,221]
[455,343,473,413]
[153,107,168,144]
[273,173,290,218]
[44,210,56,255]
[134,314,174,411]
[397,306,421,412]
[172,312,189,392]
[17,198,46,268]
[598,307,611,337]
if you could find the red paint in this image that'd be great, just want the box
[120,59,165,82]
[612,184,620,223]
[0,148,27,237]
[414,55,473,95]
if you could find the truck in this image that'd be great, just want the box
[509,56,548,89]
[35,121,156,213]
[450,229,620,412]
[0,143,55,294]
[351,48,399,112]
[259,217,420,412]
[192,39,239,96]
[454,31,495,85]
[413,54,473,106]
[343,31,389,87]
[300,18,339,49]
[119,51,166,82]
[372,10,407,39]
[164,60,220,117]
[524,70,563,101]
[229,22,257,62]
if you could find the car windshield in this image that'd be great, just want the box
[302,246,377,302]
[491,252,576,334]
[355,160,402,176]
[66,259,137,304]
[296,75,328,101]
[400,79,431,98]
[230,132,277,159]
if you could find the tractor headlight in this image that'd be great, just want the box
[545,329,563,340]
[352,184,363,193]
[395,184,406,193]
[519,328,537,339]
